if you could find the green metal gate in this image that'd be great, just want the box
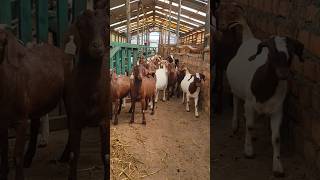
[110,42,156,74]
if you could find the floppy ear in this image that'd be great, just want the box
[248,41,269,61]
[286,37,304,62]
[200,73,205,81]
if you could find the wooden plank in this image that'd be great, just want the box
[19,0,32,43]
[57,0,68,47]
[36,0,48,42]
[0,0,12,25]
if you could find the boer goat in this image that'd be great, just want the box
[155,61,168,102]
[180,68,205,117]
[111,69,131,125]
[0,26,72,180]
[58,9,109,180]
[130,64,156,125]
[226,35,304,177]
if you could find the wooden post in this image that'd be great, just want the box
[204,0,210,48]
[167,0,172,45]
[176,0,181,45]
[19,0,32,43]
[0,0,11,25]
[57,0,68,47]
[137,1,140,45]
[36,0,48,43]
[126,0,131,43]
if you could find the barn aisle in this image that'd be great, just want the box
[110,98,210,179]
[212,109,320,180]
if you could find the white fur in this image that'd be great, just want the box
[180,69,201,117]
[226,26,287,175]
[155,65,168,102]
[274,36,289,59]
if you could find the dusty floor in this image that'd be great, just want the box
[110,98,210,180]
[8,128,105,180]
[212,108,320,180]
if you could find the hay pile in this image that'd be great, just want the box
[110,128,168,180]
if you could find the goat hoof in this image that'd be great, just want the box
[186,110,190,112]
[113,121,118,125]
[195,115,199,118]
[151,112,154,115]
[129,120,134,124]
[142,121,146,125]
[273,171,285,178]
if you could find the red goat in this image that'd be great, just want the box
[111,69,131,125]
[130,64,156,125]
[58,9,109,180]
[0,27,72,180]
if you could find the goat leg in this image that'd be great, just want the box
[117,98,123,114]
[113,99,119,125]
[0,129,9,180]
[14,120,28,180]
[24,118,41,168]
[68,127,82,180]
[141,99,146,125]
[150,95,155,115]
[130,101,135,123]
[100,121,109,180]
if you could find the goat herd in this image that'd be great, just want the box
[110,54,205,125]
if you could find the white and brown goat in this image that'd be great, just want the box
[180,68,205,117]
[227,34,304,177]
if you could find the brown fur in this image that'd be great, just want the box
[0,29,72,179]
[130,65,156,125]
[59,9,109,180]
[167,62,178,99]
[111,70,131,125]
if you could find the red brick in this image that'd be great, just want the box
[303,60,317,82]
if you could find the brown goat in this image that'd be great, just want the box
[130,65,156,125]
[58,9,109,180]
[111,70,131,125]
[0,27,72,180]
[167,62,178,100]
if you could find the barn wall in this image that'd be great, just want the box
[233,0,320,171]
[174,52,210,115]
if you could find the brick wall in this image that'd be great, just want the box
[173,52,211,115]
[233,0,320,171]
